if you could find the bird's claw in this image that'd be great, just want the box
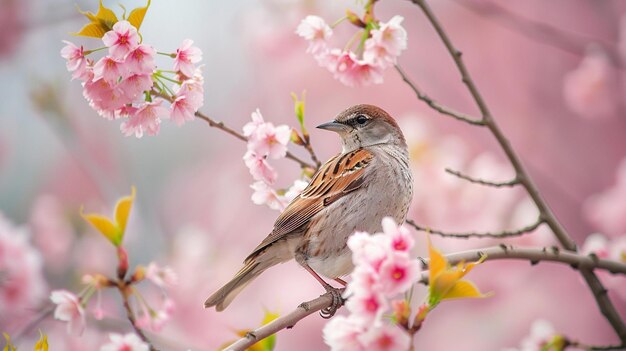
[319,286,345,319]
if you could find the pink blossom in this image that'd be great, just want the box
[364,16,408,69]
[506,319,557,351]
[102,21,140,60]
[243,150,278,184]
[381,217,414,253]
[610,237,626,262]
[50,290,85,335]
[83,78,127,116]
[247,122,291,159]
[243,109,266,137]
[296,15,332,55]
[357,324,411,351]
[146,262,178,288]
[283,179,309,203]
[173,39,202,77]
[378,255,421,295]
[93,56,127,85]
[563,49,616,119]
[0,213,46,324]
[581,233,610,258]
[250,181,286,211]
[120,99,167,138]
[100,333,149,351]
[60,41,89,80]
[321,49,384,87]
[584,158,626,236]
[117,74,154,102]
[323,315,367,351]
[345,289,388,323]
[347,231,390,271]
[124,44,156,75]
[135,298,175,332]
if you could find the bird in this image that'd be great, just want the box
[204,104,413,315]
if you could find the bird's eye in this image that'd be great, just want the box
[356,114,368,125]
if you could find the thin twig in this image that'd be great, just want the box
[445,168,520,187]
[223,293,335,351]
[154,91,315,170]
[407,0,626,343]
[406,218,544,239]
[394,64,485,126]
[417,245,626,284]
[120,289,158,351]
[302,139,322,169]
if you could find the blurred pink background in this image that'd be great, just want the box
[1,0,625,349]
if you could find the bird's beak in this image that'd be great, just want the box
[316,120,347,133]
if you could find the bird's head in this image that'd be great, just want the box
[317,104,406,152]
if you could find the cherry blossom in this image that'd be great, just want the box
[243,150,278,184]
[247,123,291,159]
[345,289,388,323]
[120,99,168,138]
[174,39,203,77]
[382,217,414,253]
[323,315,367,351]
[118,74,154,102]
[93,56,127,85]
[357,324,411,351]
[283,179,309,202]
[100,333,149,351]
[50,290,86,335]
[145,262,178,288]
[243,109,266,137]
[60,41,89,80]
[296,15,332,55]
[102,20,140,60]
[124,44,157,75]
[250,181,285,211]
[347,231,390,271]
[363,16,407,69]
[378,255,421,295]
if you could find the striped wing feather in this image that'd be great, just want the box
[245,148,374,262]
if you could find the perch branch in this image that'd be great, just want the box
[407,0,626,343]
[223,293,335,351]
[445,168,520,187]
[406,218,544,239]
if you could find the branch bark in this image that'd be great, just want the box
[406,0,626,344]
[223,293,334,351]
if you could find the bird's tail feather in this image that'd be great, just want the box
[204,259,272,311]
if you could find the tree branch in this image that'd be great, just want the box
[406,218,544,239]
[394,64,485,126]
[407,0,626,343]
[417,245,626,284]
[222,293,334,351]
[445,168,520,187]
[120,289,158,351]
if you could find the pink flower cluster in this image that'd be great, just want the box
[242,109,308,210]
[297,15,407,87]
[323,218,420,351]
[100,333,149,351]
[61,21,204,138]
[50,262,178,335]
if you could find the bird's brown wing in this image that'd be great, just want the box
[245,148,374,263]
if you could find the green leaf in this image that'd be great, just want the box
[290,92,306,134]
[128,0,151,31]
[73,0,119,38]
[260,311,279,351]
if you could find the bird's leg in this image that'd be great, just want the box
[302,264,345,318]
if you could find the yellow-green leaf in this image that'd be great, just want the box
[73,0,119,38]
[127,0,151,30]
[81,211,120,245]
[260,311,279,351]
[442,280,489,300]
[2,333,16,351]
[115,186,136,234]
[34,330,48,351]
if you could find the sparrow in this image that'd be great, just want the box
[204,104,413,316]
